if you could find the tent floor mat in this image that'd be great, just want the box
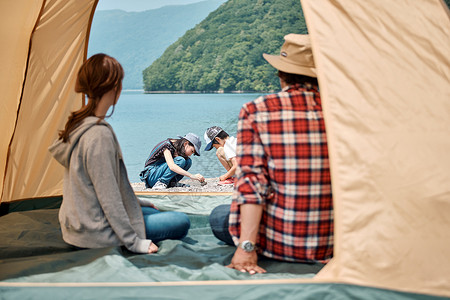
[0,201,446,299]
[0,208,323,282]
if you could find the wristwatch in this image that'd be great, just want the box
[238,240,256,252]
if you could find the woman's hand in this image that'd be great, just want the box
[148,242,159,254]
[191,174,205,182]
[147,202,158,210]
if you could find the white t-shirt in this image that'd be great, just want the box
[223,136,237,160]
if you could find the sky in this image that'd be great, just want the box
[96,0,205,12]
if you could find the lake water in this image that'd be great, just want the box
[108,91,263,183]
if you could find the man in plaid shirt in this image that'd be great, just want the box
[209,34,333,274]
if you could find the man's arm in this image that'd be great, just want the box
[228,100,269,274]
[226,203,266,274]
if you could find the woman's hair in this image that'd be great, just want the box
[173,138,192,159]
[58,53,124,142]
[212,130,229,145]
[278,71,318,86]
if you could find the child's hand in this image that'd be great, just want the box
[192,174,205,182]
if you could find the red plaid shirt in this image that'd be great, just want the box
[229,83,333,263]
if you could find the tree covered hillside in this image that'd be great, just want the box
[143,0,307,92]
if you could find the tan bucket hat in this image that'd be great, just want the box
[263,34,316,78]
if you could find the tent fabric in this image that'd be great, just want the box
[0,0,98,203]
[301,0,450,297]
[0,196,62,216]
[0,0,43,204]
[2,283,447,300]
[137,193,233,215]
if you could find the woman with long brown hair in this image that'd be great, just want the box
[49,54,190,254]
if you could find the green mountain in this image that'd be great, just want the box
[143,0,306,92]
[88,0,226,90]
[143,0,450,93]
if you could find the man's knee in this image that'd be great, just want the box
[209,204,234,245]
[209,204,231,229]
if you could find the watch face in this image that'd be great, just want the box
[242,241,255,252]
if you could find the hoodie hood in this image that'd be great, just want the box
[49,116,112,168]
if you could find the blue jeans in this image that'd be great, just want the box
[209,204,234,246]
[144,157,192,188]
[141,207,190,243]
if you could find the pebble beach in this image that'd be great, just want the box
[131,177,234,193]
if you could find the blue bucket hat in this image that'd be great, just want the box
[178,133,201,156]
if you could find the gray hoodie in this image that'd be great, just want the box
[49,116,151,253]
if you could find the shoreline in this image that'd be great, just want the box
[143,91,268,94]
[121,89,272,94]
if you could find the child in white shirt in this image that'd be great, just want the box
[204,126,237,184]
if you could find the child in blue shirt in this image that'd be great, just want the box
[140,133,205,189]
